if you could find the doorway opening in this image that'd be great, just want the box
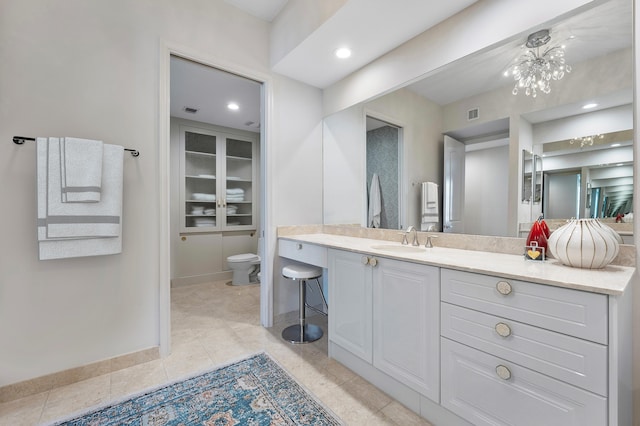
[161,51,269,355]
[366,116,402,230]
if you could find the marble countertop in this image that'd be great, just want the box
[280,233,635,296]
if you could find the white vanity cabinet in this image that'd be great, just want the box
[328,249,374,363]
[328,249,440,403]
[372,258,440,401]
[440,268,631,426]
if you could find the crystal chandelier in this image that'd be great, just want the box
[570,134,604,148]
[504,29,571,97]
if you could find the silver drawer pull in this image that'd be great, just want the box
[495,322,512,337]
[496,281,513,295]
[296,243,303,250]
[496,365,512,380]
[361,256,370,265]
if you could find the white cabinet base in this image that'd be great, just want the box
[330,342,472,426]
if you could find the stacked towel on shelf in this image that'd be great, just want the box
[226,205,238,215]
[204,208,215,216]
[191,192,216,201]
[193,217,216,227]
[36,137,124,260]
[226,188,244,202]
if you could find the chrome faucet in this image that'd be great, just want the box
[403,226,419,246]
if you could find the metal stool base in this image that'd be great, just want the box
[281,323,323,344]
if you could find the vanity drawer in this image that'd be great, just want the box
[441,338,607,426]
[278,239,328,268]
[441,269,608,344]
[441,302,607,396]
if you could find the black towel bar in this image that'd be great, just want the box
[12,136,140,157]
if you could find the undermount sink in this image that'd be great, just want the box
[370,244,425,254]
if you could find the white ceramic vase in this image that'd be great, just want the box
[547,219,620,269]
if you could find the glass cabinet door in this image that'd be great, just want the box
[223,138,254,229]
[183,130,218,230]
[180,125,257,233]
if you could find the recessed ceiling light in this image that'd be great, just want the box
[227,102,239,111]
[582,103,598,109]
[611,143,621,147]
[334,47,352,59]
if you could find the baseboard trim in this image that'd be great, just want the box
[0,346,160,403]
[171,271,233,288]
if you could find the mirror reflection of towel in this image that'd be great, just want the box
[368,173,381,228]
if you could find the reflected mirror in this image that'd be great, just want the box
[522,150,533,203]
[322,0,632,240]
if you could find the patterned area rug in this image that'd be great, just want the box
[51,353,342,425]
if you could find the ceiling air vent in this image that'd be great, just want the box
[467,107,479,121]
[183,106,198,114]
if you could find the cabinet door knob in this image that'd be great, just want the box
[361,256,370,265]
[369,258,378,267]
[496,364,512,380]
[495,322,512,337]
[496,281,513,295]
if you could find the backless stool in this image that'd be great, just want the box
[281,262,327,344]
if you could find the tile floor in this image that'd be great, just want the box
[0,280,432,425]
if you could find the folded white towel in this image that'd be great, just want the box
[60,137,104,203]
[191,193,216,201]
[42,139,123,239]
[226,188,245,195]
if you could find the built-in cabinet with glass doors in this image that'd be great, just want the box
[179,125,257,233]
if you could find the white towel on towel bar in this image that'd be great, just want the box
[36,137,123,259]
[60,137,103,203]
[43,138,123,239]
[368,173,382,228]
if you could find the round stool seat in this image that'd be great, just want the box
[283,263,322,280]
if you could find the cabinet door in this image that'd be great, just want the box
[180,127,219,232]
[373,259,440,402]
[441,338,607,426]
[328,249,373,363]
[222,136,256,230]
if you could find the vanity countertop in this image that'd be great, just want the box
[279,233,635,296]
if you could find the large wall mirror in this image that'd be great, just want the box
[322,0,633,241]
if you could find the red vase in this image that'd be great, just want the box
[526,220,548,253]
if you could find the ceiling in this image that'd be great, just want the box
[224,0,288,22]
[173,0,632,135]
[407,0,632,107]
[268,0,478,88]
[170,56,262,133]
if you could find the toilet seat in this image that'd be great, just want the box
[227,253,260,263]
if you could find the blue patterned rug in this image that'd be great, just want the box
[51,352,342,425]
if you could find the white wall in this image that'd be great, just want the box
[464,143,509,236]
[270,75,324,317]
[0,0,323,386]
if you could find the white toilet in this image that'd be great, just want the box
[227,253,260,285]
[227,237,262,285]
